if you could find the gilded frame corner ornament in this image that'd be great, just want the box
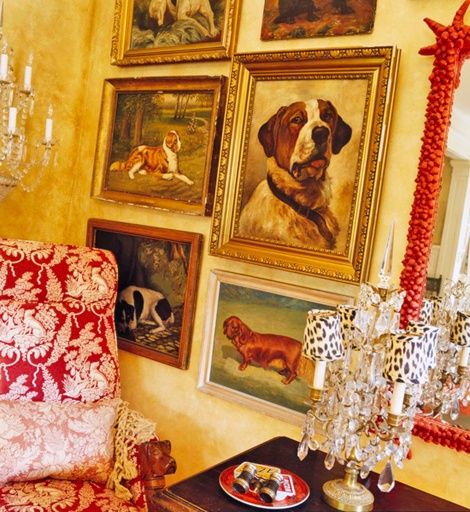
[111,0,240,66]
[210,47,400,283]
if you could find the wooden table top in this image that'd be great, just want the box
[152,436,469,512]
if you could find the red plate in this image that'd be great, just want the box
[219,464,310,509]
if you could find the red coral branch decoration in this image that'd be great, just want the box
[400,0,470,327]
[413,415,470,453]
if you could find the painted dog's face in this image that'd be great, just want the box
[258,99,352,182]
[115,300,137,334]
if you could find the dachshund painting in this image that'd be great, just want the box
[223,315,302,384]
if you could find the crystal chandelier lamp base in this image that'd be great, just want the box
[322,466,374,512]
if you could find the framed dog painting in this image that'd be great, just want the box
[92,76,226,216]
[111,0,240,65]
[261,0,377,41]
[210,47,400,283]
[87,218,202,369]
[198,270,353,423]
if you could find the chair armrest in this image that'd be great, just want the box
[138,439,177,510]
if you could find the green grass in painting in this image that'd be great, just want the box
[105,110,212,203]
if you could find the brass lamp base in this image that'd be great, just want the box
[322,467,374,512]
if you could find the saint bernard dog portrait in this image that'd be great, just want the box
[238,97,353,251]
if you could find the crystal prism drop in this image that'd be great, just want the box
[309,438,319,451]
[324,451,335,470]
[360,462,372,480]
[378,461,395,492]
[297,433,309,461]
[450,398,459,421]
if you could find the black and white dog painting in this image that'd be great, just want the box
[116,285,175,335]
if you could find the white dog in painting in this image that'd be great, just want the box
[148,0,219,38]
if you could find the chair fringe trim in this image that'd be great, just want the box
[107,400,156,501]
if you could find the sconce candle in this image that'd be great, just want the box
[0,48,7,81]
[44,106,53,143]
[0,2,58,198]
[23,54,32,92]
[7,106,16,134]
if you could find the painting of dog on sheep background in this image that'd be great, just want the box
[92,76,226,216]
[111,0,240,65]
[261,0,377,40]
[87,219,201,369]
[198,270,352,423]
[131,0,225,49]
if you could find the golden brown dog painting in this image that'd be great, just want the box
[239,99,352,250]
[110,130,194,185]
[223,315,302,384]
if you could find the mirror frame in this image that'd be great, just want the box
[399,1,470,451]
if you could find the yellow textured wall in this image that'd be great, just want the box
[1,0,470,508]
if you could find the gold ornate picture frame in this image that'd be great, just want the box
[210,47,400,283]
[87,218,202,369]
[111,0,240,65]
[92,76,226,216]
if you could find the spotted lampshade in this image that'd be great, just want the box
[419,297,438,325]
[451,311,470,347]
[337,304,357,335]
[383,331,430,384]
[407,321,439,369]
[303,309,344,362]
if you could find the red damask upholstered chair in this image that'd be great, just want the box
[0,239,175,512]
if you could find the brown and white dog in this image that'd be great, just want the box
[223,315,302,385]
[110,130,193,185]
[239,99,352,250]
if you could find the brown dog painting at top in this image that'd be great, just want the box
[110,130,194,185]
[223,315,302,385]
[238,99,352,250]
[275,0,353,24]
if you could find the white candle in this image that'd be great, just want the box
[23,55,33,91]
[313,360,327,390]
[0,52,8,81]
[44,106,53,142]
[459,346,470,367]
[8,106,17,134]
[390,381,406,415]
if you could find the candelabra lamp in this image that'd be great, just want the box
[419,278,470,422]
[298,254,434,511]
[0,1,57,201]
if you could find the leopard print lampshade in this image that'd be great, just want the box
[337,304,357,337]
[451,311,470,347]
[418,297,439,325]
[303,309,344,362]
[383,331,431,384]
[407,321,439,369]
